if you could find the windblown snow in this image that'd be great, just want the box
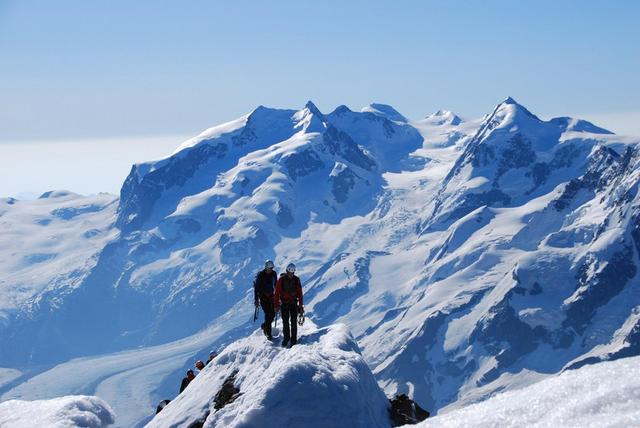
[1,98,640,427]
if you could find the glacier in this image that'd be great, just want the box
[1,98,640,426]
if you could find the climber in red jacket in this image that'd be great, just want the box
[274,263,304,348]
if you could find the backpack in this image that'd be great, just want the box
[255,270,276,295]
[280,275,300,304]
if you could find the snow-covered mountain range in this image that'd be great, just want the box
[1,98,640,426]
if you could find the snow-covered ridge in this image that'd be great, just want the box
[419,355,640,428]
[425,109,462,126]
[361,103,408,123]
[147,323,390,428]
[0,395,115,428]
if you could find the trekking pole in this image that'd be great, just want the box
[253,306,259,323]
[274,311,278,330]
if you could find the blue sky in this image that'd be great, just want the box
[1,0,639,196]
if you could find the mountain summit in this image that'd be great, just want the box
[426,109,462,125]
[362,103,408,122]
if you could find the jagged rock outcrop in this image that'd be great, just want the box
[389,394,430,426]
[213,371,241,410]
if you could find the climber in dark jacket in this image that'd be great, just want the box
[274,263,304,348]
[179,369,195,394]
[155,399,171,414]
[254,260,278,340]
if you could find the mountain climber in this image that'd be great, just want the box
[205,350,217,366]
[179,369,195,393]
[195,360,205,374]
[274,263,304,347]
[253,260,278,340]
[155,399,171,414]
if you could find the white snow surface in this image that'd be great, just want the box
[147,323,390,428]
[419,356,640,428]
[0,395,115,428]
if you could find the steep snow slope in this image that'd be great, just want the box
[419,355,640,428]
[0,192,117,323]
[2,99,640,426]
[147,323,390,428]
[0,395,115,427]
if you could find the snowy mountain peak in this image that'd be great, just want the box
[245,104,297,129]
[331,104,353,116]
[426,109,462,125]
[304,100,323,116]
[430,97,627,228]
[474,97,614,151]
[361,103,408,122]
[491,96,542,126]
[500,96,534,110]
[292,101,327,132]
[38,190,81,200]
[458,97,566,157]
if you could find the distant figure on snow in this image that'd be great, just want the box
[155,399,171,414]
[195,360,205,374]
[205,350,217,366]
[254,260,278,340]
[179,369,195,393]
[274,263,304,348]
